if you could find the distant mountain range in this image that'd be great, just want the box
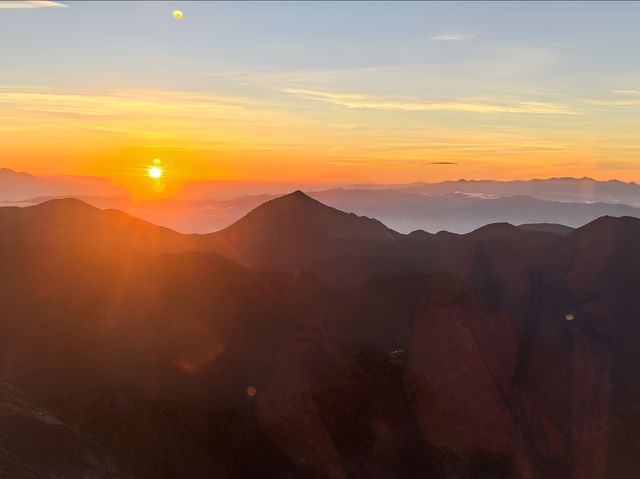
[0,167,126,201]
[351,176,640,205]
[6,186,640,235]
[1,193,639,477]
[308,188,640,233]
[6,167,640,234]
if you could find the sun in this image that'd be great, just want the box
[148,165,163,179]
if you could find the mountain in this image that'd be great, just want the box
[0,198,197,254]
[397,177,640,206]
[0,168,57,202]
[0,379,121,478]
[177,176,640,205]
[309,189,640,234]
[518,222,574,235]
[307,188,472,233]
[9,174,640,235]
[0,168,125,202]
[1,194,640,477]
[205,191,407,283]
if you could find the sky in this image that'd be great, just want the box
[1,0,640,195]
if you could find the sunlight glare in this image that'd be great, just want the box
[148,165,163,179]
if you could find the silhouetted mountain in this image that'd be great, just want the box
[218,191,399,241]
[10,179,640,235]
[398,177,640,205]
[0,198,198,254]
[0,168,125,202]
[518,222,574,235]
[436,194,640,232]
[1,194,640,477]
[466,222,526,240]
[206,191,407,282]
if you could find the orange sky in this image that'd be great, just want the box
[2,2,640,197]
[3,85,638,197]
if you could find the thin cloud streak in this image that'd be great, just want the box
[0,1,68,9]
[431,33,475,41]
[585,98,640,106]
[281,88,577,115]
[610,90,640,95]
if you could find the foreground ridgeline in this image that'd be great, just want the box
[1,192,639,477]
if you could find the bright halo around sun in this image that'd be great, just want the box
[148,165,163,179]
[173,10,183,19]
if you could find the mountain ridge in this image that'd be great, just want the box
[1,189,640,476]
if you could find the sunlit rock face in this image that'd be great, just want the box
[408,275,519,458]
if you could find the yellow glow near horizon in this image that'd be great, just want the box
[4,87,640,187]
[148,165,163,179]
[172,10,183,19]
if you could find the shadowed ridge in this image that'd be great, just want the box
[565,216,640,280]
[433,230,461,238]
[216,190,401,241]
[466,222,523,240]
[0,197,197,254]
[28,196,101,214]
[1,197,184,235]
[568,214,640,239]
[0,378,121,477]
[205,190,406,277]
[0,167,35,178]
[407,229,433,239]
[518,222,574,235]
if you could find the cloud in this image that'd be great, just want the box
[431,161,457,165]
[0,1,68,8]
[281,88,576,115]
[0,87,310,149]
[610,90,640,96]
[584,98,640,106]
[431,33,474,41]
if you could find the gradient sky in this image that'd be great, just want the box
[2,1,640,194]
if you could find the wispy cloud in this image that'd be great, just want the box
[281,88,576,115]
[610,90,640,96]
[0,87,310,149]
[431,161,457,165]
[584,98,640,106]
[431,33,474,41]
[0,1,68,9]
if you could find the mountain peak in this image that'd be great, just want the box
[209,190,400,270]
[289,189,309,197]
[0,167,37,180]
[35,196,94,206]
[226,190,339,227]
[276,189,322,206]
[220,190,395,237]
[30,197,100,216]
[570,215,640,240]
